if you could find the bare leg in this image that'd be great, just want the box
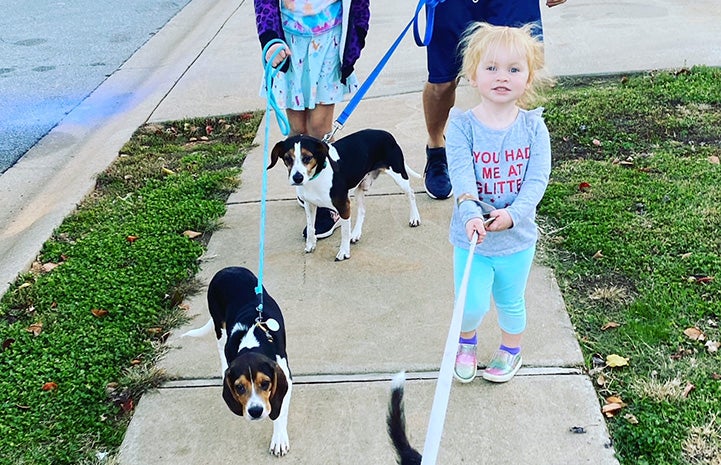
[500,329,522,348]
[423,80,458,148]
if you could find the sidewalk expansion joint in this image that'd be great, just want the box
[160,366,585,389]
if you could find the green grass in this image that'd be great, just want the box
[1,67,720,464]
[540,66,721,464]
[0,112,262,464]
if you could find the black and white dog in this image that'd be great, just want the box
[182,266,292,456]
[387,372,422,465]
[269,129,421,261]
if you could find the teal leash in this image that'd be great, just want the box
[256,39,290,319]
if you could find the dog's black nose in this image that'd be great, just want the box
[292,172,304,184]
[247,405,264,419]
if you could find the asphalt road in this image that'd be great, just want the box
[0,0,191,174]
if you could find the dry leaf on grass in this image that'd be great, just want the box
[684,327,706,341]
[601,322,621,331]
[607,354,629,367]
[26,322,43,337]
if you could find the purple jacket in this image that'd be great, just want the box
[254,0,370,82]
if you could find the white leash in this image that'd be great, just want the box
[420,232,479,465]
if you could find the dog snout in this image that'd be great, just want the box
[247,405,264,419]
[291,171,304,185]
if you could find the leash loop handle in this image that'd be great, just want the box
[420,231,478,465]
[413,0,443,46]
[256,39,291,316]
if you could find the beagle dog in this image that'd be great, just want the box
[269,129,421,261]
[387,372,422,465]
[182,266,292,456]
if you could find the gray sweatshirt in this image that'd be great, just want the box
[446,107,551,256]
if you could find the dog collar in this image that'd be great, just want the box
[308,161,327,181]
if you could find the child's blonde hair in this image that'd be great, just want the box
[459,22,553,108]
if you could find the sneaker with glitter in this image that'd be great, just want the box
[453,343,478,383]
[482,349,522,383]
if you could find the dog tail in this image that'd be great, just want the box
[387,372,422,465]
[180,318,214,338]
[405,164,422,179]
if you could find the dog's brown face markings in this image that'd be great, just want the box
[226,370,274,418]
[269,136,329,184]
[222,352,289,421]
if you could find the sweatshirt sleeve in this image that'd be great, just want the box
[505,109,551,226]
[447,110,484,226]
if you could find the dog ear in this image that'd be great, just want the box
[269,141,286,169]
[222,371,245,417]
[268,364,289,420]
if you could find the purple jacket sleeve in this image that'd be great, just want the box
[341,0,370,82]
[254,0,289,72]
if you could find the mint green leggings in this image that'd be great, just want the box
[453,245,536,335]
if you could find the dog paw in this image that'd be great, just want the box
[350,233,361,243]
[409,218,421,227]
[335,250,351,261]
[304,239,317,253]
[269,433,290,456]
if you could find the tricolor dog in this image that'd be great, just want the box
[182,266,292,456]
[269,129,421,261]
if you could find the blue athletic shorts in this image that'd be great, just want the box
[427,0,543,83]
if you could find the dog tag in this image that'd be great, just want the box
[265,318,280,332]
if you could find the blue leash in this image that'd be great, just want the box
[255,39,291,317]
[324,0,444,142]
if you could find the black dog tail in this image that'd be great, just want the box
[387,372,422,465]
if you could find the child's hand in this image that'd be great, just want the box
[265,43,290,68]
[465,218,487,244]
[485,209,513,232]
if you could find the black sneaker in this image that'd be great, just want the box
[423,146,452,199]
[303,208,341,239]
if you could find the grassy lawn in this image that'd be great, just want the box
[540,66,721,465]
[0,66,719,464]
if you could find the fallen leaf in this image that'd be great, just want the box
[120,398,134,413]
[126,235,139,243]
[161,167,175,175]
[605,396,625,405]
[601,322,621,331]
[182,230,202,239]
[684,327,706,341]
[709,155,720,165]
[578,182,591,192]
[18,282,32,290]
[2,338,15,351]
[26,322,43,337]
[596,374,606,387]
[42,382,58,391]
[680,252,693,260]
[602,402,624,417]
[592,139,602,146]
[682,383,695,398]
[607,354,629,368]
[688,275,714,284]
[42,262,59,273]
[705,340,719,354]
[91,308,109,318]
[624,413,639,424]
[712,373,721,380]
[592,250,604,259]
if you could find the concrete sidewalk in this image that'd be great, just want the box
[1,0,720,463]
